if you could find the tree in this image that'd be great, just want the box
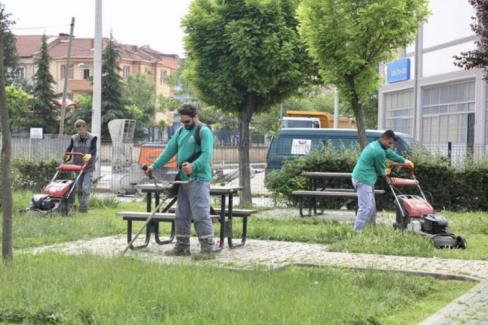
[183,0,314,205]
[101,38,126,139]
[31,35,59,133]
[298,0,429,148]
[0,25,13,264]
[123,72,156,139]
[66,93,92,133]
[5,86,32,131]
[0,4,18,84]
[454,0,488,78]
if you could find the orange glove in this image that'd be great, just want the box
[405,159,414,169]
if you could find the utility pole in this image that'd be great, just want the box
[92,0,102,178]
[58,17,75,136]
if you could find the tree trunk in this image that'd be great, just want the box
[347,78,367,149]
[0,29,13,264]
[238,94,255,207]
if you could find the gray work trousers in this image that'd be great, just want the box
[175,181,214,251]
[352,178,376,232]
[76,171,94,210]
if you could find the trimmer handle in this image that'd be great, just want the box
[142,164,154,179]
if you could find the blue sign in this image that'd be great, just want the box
[387,58,411,83]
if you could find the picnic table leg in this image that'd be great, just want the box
[155,221,176,245]
[299,198,311,218]
[146,192,152,212]
[218,194,226,249]
[126,219,151,250]
[228,193,245,249]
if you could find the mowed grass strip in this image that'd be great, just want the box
[0,254,473,325]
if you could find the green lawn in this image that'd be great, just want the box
[0,254,473,325]
[2,191,488,260]
[248,211,488,260]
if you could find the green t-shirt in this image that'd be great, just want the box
[153,124,213,181]
[352,140,405,187]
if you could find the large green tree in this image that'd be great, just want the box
[31,35,59,134]
[101,38,126,140]
[183,0,314,204]
[298,0,429,148]
[454,0,488,78]
[0,4,17,84]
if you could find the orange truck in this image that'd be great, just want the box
[286,110,353,128]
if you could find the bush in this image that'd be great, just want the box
[266,145,488,211]
[12,158,59,192]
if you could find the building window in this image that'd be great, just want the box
[61,64,74,80]
[383,89,414,136]
[160,70,168,84]
[82,66,90,80]
[421,80,475,145]
[15,66,25,79]
[123,66,131,80]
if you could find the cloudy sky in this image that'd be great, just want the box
[2,0,193,56]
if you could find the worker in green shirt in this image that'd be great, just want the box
[351,130,414,232]
[145,104,216,260]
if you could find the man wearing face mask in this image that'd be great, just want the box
[145,104,215,260]
[351,130,413,232]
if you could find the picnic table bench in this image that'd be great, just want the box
[118,183,257,250]
[292,172,385,217]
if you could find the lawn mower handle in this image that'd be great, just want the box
[64,152,84,157]
[389,163,415,175]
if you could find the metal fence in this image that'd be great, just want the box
[2,134,271,196]
[422,143,488,166]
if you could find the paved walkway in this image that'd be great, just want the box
[28,236,488,324]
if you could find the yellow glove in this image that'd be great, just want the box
[405,159,414,169]
[385,167,392,176]
[82,154,92,163]
[63,154,70,162]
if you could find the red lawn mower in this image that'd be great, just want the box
[386,163,466,249]
[29,152,87,216]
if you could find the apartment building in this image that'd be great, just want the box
[16,34,180,99]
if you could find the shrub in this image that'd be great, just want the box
[12,158,59,192]
[266,145,488,211]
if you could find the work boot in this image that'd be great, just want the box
[192,246,218,261]
[164,245,191,257]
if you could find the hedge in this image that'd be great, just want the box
[266,146,488,211]
[0,158,59,207]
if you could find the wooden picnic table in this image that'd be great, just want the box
[118,182,253,250]
[292,171,384,217]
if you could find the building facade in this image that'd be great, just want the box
[16,34,180,100]
[378,0,487,156]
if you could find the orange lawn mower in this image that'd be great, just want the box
[29,152,88,216]
[386,163,466,249]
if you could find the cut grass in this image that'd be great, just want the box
[0,254,473,324]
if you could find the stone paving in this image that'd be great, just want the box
[27,236,488,324]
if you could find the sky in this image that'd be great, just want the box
[2,0,193,57]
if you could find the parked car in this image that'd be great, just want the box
[265,128,417,176]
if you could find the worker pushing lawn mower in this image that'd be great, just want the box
[29,119,96,215]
